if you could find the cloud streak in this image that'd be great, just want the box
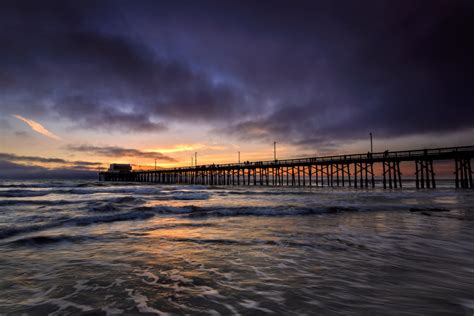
[0,160,97,179]
[66,145,177,162]
[0,152,101,168]
[13,115,62,140]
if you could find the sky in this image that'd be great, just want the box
[1,0,474,179]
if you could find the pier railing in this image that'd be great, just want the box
[100,146,474,189]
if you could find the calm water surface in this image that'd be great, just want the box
[0,180,473,315]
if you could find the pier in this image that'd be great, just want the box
[100,146,474,189]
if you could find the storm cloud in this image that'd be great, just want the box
[0,0,245,132]
[1,0,473,145]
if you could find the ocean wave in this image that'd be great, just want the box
[86,197,145,212]
[184,205,362,218]
[130,222,216,234]
[0,187,139,198]
[0,203,405,243]
[0,199,79,206]
[130,204,364,217]
[0,189,52,198]
[131,205,199,214]
[0,204,367,241]
[89,203,119,213]
[111,196,144,204]
[8,235,98,246]
[124,204,360,218]
[0,181,156,194]
[164,237,323,249]
[0,181,77,188]
[73,211,155,226]
[61,188,207,199]
[0,223,65,240]
[170,192,210,200]
[0,211,155,240]
[65,187,159,195]
[0,195,147,209]
[214,189,315,196]
[409,207,450,213]
[0,188,96,197]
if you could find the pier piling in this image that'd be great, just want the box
[100,146,474,189]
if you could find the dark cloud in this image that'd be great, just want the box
[70,160,103,167]
[0,160,97,179]
[0,0,246,132]
[204,1,474,145]
[0,152,102,167]
[65,145,176,162]
[1,0,473,145]
[0,152,101,179]
[54,96,167,133]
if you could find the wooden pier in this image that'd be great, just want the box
[100,146,474,189]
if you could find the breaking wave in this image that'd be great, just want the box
[0,211,155,240]
[0,189,52,198]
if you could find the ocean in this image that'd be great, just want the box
[0,180,473,315]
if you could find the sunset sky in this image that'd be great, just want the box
[1,0,473,178]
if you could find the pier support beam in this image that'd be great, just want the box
[383,160,402,189]
[100,146,474,190]
[415,160,435,189]
[354,162,374,188]
[455,157,473,189]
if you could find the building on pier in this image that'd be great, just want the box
[108,164,132,173]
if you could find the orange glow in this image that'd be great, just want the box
[145,143,227,154]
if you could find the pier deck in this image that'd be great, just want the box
[100,146,474,189]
